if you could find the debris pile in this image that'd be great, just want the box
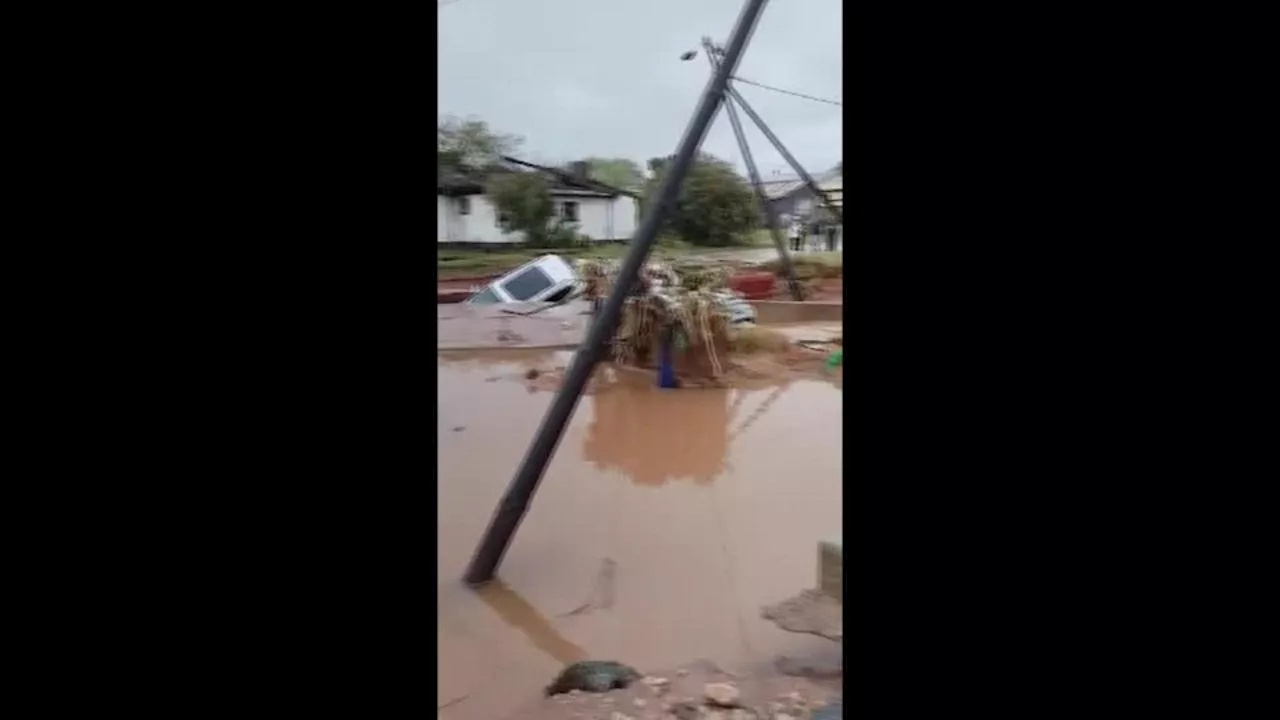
[578,259,736,380]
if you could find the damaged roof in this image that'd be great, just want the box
[758,166,843,200]
[437,156,638,198]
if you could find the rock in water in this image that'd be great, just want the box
[545,661,642,696]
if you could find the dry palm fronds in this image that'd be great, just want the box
[577,258,616,301]
[666,288,730,377]
[674,263,730,293]
[589,262,734,377]
[614,293,665,365]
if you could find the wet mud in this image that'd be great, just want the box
[437,354,843,719]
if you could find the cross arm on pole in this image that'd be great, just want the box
[701,37,804,301]
[723,83,843,225]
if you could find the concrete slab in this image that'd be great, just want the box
[438,300,844,352]
[760,589,843,642]
[751,301,843,325]
[438,301,592,350]
[819,541,843,602]
[769,323,844,344]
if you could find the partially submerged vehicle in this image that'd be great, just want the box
[466,253,756,324]
[466,254,580,305]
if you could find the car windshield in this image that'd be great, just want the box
[468,286,502,305]
[502,265,554,301]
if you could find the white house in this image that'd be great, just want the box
[438,158,639,245]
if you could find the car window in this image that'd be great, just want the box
[502,265,554,301]
[544,285,574,303]
[468,286,502,305]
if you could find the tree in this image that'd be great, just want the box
[438,116,522,173]
[641,153,760,247]
[568,157,644,192]
[489,173,553,244]
[489,172,579,247]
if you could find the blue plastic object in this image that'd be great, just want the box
[658,334,678,389]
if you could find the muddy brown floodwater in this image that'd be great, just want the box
[438,351,843,720]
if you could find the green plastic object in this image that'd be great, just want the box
[825,349,844,369]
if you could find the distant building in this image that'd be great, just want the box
[759,166,842,225]
[437,157,639,245]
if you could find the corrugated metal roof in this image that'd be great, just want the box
[758,167,842,199]
[760,179,808,199]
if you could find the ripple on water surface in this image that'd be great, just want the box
[436,351,843,720]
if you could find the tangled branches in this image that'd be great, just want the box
[583,261,734,377]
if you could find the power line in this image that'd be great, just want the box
[731,75,842,107]
[703,44,841,106]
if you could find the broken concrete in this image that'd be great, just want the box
[749,301,843,325]
[438,301,593,350]
[818,541,842,602]
[502,659,839,720]
[760,590,843,643]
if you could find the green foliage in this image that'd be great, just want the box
[489,173,554,244]
[438,115,522,173]
[541,221,587,249]
[488,173,594,248]
[570,157,644,191]
[641,153,761,247]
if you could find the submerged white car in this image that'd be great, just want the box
[466,253,756,324]
[466,254,580,305]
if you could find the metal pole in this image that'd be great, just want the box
[723,82,844,224]
[463,0,774,587]
[702,37,804,301]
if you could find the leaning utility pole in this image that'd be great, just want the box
[463,0,775,587]
[702,37,805,301]
[722,82,843,224]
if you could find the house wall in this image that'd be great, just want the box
[612,195,638,240]
[768,188,819,223]
[438,196,460,242]
[437,193,636,244]
[769,179,843,226]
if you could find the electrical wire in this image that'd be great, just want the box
[732,75,843,107]
[704,42,841,107]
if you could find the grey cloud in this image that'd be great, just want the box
[438,0,842,177]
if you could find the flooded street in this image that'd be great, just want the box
[438,351,843,719]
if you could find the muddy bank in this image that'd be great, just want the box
[770,278,843,303]
[519,346,842,395]
[500,658,841,720]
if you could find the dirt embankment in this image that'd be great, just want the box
[522,343,842,395]
[774,278,843,303]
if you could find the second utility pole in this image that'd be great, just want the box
[702,37,804,301]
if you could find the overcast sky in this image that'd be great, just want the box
[438,0,842,179]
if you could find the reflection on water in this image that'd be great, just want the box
[475,579,587,666]
[437,354,843,720]
[584,386,731,486]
